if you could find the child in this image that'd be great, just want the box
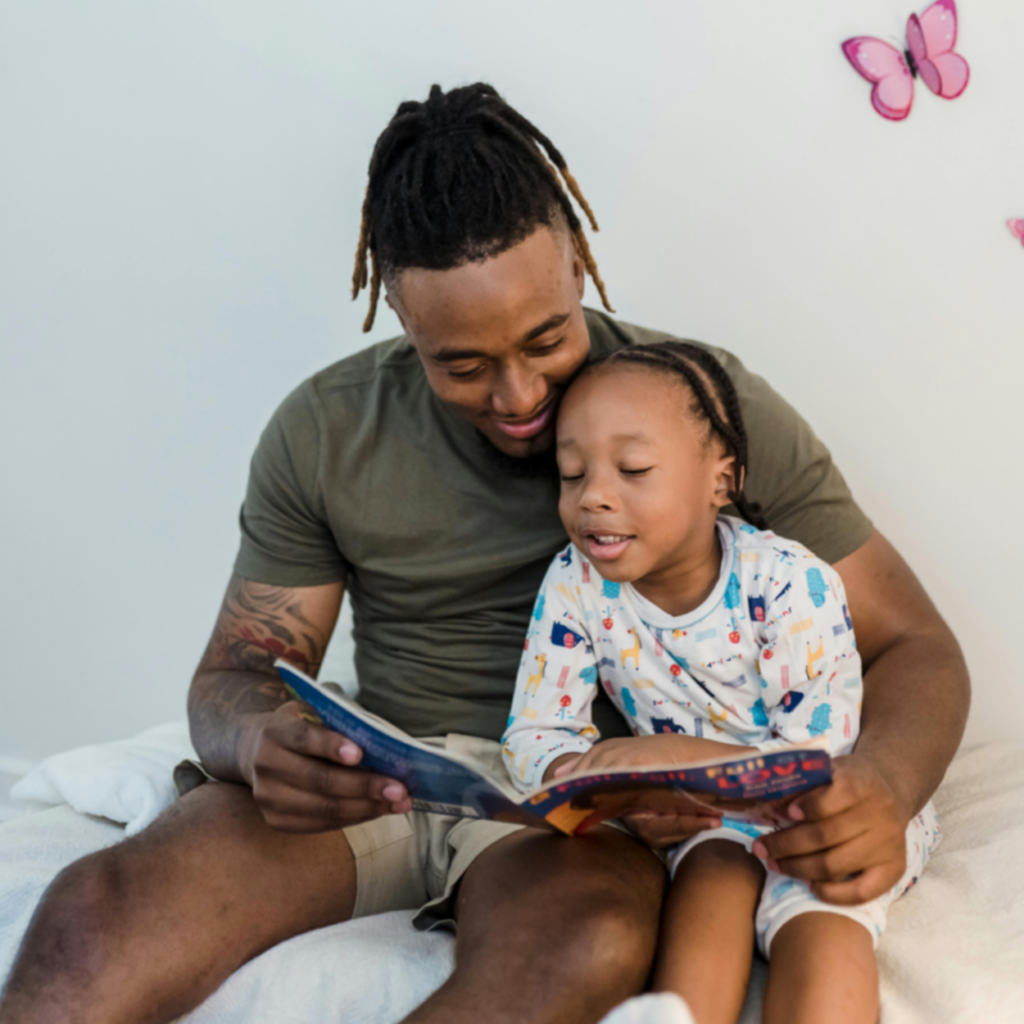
[502,341,940,1024]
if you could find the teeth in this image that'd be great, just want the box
[594,535,629,543]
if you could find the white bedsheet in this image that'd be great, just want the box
[3,729,1023,1022]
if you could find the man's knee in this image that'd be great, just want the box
[457,828,665,989]
[559,884,662,986]
[25,846,145,969]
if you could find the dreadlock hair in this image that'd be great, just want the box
[581,341,769,530]
[352,82,614,332]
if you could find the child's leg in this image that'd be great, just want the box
[652,839,764,1024]
[763,912,878,1024]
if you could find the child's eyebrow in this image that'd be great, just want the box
[556,432,655,450]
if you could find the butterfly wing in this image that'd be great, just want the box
[1008,220,1024,247]
[841,38,915,120]
[907,1,969,99]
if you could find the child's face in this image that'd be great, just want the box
[556,367,735,584]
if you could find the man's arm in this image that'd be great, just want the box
[837,530,969,815]
[188,574,340,781]
[756,530,970,902]
[188,573,412,832]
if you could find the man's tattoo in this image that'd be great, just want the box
[205,576,328,675]
[188,577,333,780]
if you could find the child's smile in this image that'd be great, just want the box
[579,529,636,562]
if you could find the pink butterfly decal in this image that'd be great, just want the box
[1009,220,1024,248]
[842,0,969,121]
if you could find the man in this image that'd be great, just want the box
[0,82,968,1024]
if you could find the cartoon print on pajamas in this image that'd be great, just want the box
[551,622,586,650]
[650,716,687,735]
[524,654,547,696]
[620,629,641,668]
[503,515,940,954]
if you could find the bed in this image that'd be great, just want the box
[2,723,1022,1023]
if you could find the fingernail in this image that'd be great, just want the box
[767,859,780,872]
[383,784,405,801]
[789,803,805,821]
[339,742,360,764]
[752,841,767,859]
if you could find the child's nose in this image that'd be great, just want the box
[579,476,617,511]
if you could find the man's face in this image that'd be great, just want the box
[387,224,590,458]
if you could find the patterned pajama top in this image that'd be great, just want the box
[502,516,862,792]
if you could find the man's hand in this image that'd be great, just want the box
[239,701,413,833]
[752,753,909,904]
[189,574,413,833]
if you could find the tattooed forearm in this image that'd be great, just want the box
[204,576,330,674]
[187,574,341,782]
[187,672,290,782]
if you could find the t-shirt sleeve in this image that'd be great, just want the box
[233,383,351,587]
[754,553,862,757]
[502,549,602,792]
[717,350,874,565]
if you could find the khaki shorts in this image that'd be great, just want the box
[175,734,629,932]
[343,734,525,931]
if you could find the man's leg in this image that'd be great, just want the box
[0,782,360,1024]
[403,826,667,1024]
[2,795,667,1024]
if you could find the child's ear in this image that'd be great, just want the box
[711,456,739,509]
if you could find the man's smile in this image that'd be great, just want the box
[492,397,558,439]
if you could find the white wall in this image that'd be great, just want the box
[1,0,1021,763]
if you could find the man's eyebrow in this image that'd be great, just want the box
[431,347,488,364]
[429,313,571,363]
[522,313,570,342]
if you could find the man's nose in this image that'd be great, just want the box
[492,362,547,418]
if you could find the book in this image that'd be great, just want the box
[275,659,833,836]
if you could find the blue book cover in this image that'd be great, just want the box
[275,660,833,835]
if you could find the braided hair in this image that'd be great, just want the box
[352,82,613,332]
[583,341,769,530]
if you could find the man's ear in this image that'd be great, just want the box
[572,246,586,299]
[711,456,739,509]
[385,289,409,334]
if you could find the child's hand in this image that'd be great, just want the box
[544,737,725,844]
[553,734,757,778]
[552,735,694,777]
[751,753,910,905]
[620,809,722,848]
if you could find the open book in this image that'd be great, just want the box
[276,660,833,836]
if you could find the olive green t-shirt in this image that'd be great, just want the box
[234,309,873,741]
